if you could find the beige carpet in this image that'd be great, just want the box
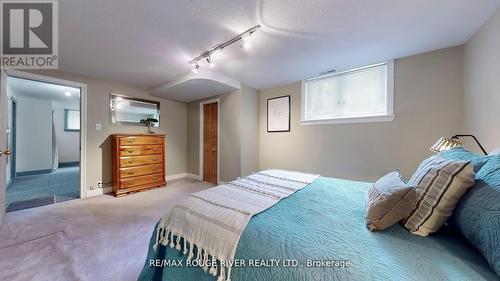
[0,178,213,281]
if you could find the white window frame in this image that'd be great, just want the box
[301,61,395,125]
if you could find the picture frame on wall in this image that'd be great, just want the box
[267,95,290,132]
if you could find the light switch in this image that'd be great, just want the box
[95,123,102,131]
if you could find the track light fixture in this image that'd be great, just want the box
[241,35,252,49]
[191,63,199,74]
[188,24,261,73]
[206,56,216,68]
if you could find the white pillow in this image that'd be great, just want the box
[489,148,500,155]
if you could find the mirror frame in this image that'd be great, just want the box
[109,93,161,126]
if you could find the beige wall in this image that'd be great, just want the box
[186,85,260,182]
[186,101,200,175]
[219,91,242,181]
[186,91,242,182]
[259,46,465,182]
[464,8,500,153]
[25,70,187,191]
[240,85,260,177]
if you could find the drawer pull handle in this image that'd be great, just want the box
[127,171,135,175]
[127,150,134,153]
[127,138,135,143]
[152,158,157,161]
[152,168,158,172]
[153,176,158,180]
[127,160,135,164]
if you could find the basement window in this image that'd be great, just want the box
[301,61,394,125]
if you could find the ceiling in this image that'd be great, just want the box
[8,77,81,109]
[58,0,500,99]
[153,78,240,102]
[152,70,241,102]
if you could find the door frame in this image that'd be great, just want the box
[1,69,7,224]
[9,97,17,182]
[5,69,88,199]
[199,98,220,184]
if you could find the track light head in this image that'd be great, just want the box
[191,63,200,74]
[206,56,216,68]
[241,34,252,50]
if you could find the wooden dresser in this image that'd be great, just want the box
[112,134,166,197]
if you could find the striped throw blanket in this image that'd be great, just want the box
[153,170,320,281]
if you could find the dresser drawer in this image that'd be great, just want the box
[119,145,163,156]
[120,155,163,167]
[120,173,164,189]
[120,164,163,179]
[119,136,163,146]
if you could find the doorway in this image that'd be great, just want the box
[4,72,86,212]
[200,99,219,184]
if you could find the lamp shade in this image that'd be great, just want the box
[430,137,463,153]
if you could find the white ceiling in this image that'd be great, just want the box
[8,76,81,109]
[58,0,500,98]
[152,70,241,102]
[153,78,240,103]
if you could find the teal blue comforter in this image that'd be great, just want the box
[139,177,498,281]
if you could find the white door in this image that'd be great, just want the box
[0,70,9,225]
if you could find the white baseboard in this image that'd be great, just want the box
[166,173,188,181]
[187,173,202,180]
[86,172,201,198]
[86,186,112,197]
[166,173,202,181]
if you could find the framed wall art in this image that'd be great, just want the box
[267,95,290,132]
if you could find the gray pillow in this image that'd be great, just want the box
[365,171,417,231]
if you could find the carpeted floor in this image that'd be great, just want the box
[0,178,213,281]
[6,166,80,209]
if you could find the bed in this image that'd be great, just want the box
[138,176,498,281]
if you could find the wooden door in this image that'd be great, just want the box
[203,102,218,184]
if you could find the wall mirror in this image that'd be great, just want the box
[110,94,160,127]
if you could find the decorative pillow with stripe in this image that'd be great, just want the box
[402,155,475,236]
[365,171,417,231]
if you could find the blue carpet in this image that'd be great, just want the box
[6,166,80,209]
